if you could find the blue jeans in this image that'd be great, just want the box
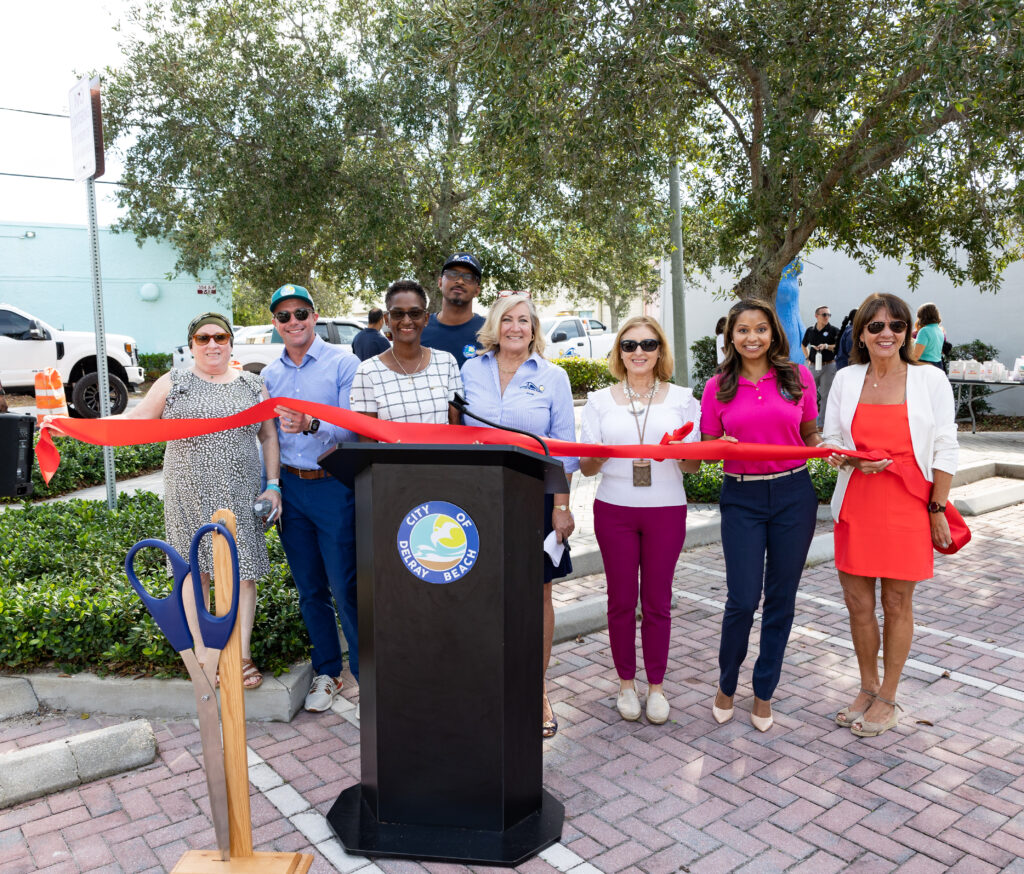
[279,470,358,680]
[718,468,817,700]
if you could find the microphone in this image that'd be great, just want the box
[450,392,550,456]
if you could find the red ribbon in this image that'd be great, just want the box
[35,397,879,485]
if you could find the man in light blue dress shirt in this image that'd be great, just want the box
[262,284,361,712]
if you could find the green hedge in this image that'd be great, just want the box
[553,357,616,397]
[2,436,167,503]
[0,494,307,677]
[684,459,837,504]
[138,352,173,382]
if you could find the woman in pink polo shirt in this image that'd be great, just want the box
[700,300,822,731]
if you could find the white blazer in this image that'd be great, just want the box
[822,363,958,521]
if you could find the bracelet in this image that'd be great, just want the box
[266,478,280,486]
[266,483,282,494]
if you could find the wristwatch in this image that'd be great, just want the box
[553,504,570,512]
[927,501,946,514]
[302,418,321,435]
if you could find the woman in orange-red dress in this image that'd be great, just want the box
[823,293,958,739]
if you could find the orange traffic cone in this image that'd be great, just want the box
[35,368,69,423]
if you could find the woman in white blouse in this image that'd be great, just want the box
[350,280,462,426]
[580,316,701,725]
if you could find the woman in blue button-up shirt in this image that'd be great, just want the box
[461,292,579,739]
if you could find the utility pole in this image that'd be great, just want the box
[669,158,689,385]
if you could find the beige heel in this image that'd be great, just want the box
[851,695,902,738]
[835,689,876,728]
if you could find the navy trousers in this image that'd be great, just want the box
[279,470,359,681]
[718,468,817,700]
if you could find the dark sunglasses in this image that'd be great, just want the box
[273,308,313,323]
[388,307,427,322]
[620,338,660,353]
[866,320,908,334]
[192,332,231,345]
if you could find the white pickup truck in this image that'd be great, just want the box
[541,315,616,361]
[0,303,144,416]
[173,317,364,373]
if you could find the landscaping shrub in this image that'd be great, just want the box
[0,493,307,677]
[553,356,615,397]
[2,436,166,502]
[138,352,173,382]
[684,458,836,504]
[689,335,718,400]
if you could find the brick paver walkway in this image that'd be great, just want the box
[5,492,1024,872]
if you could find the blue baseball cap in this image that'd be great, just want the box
[269,283,315,312]
[442,252,482,278]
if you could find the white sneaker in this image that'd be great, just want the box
[646,691,670,725]
[305,674,342,712]
[616,687,642,721]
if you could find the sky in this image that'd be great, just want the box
[0,0,136,227]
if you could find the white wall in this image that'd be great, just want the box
[660,251,1024,414]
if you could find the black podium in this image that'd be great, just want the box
[320,444,565,866]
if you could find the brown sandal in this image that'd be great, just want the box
[241,658,263,690]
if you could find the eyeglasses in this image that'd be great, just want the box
[192,332,232,345]
[273,308,312,323]
[620,339,660,352]
[820,312,831,318]
[497,289,531,298]
[866,320,908,334]
[387,307,427,322]
[442,269,479,284]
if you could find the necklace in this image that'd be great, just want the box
[392,348,426,381]
[867,365,902,389]
[623,379,659,416]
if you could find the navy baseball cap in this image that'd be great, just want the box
[269,283,315,312]
[442,252,482,278]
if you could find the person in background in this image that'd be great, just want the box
[715,316,728,366]
[801,306,840,429]
[116,313,281,691]
[420,253,487,367]
[701,300,821,732]
[910,303,945,370]
[580,316,700,725]
[352,308,391,362]
[835,309,857,370]
[823,293,957,738]
[350,280,462,425]
[262,284,361,713]
[460,291,577,738]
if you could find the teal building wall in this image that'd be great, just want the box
[0,221,230,355]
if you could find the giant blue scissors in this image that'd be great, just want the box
[125,523,240,860]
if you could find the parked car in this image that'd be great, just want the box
[0,303,145,416]
[172,317,364,373]
[541,315,616,360]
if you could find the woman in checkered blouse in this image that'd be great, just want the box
[350,280,463,425]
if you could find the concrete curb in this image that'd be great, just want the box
[0,677,38,721]
[0,719,156,809]
[20,663,313,724]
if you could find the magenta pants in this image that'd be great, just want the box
[594,500,688,685]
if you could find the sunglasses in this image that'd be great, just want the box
[273,308,313,323]
[497,289,531,298]
[866,320,908,334]
[192,332,231,345]
[442,268,479,284]
[387,307,427,322]
[620,339,660,352]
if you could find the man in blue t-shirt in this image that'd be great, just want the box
[420,252,486,368]
[352,308,391,361]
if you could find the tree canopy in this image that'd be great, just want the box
[104,0,665,312]
[430,0,1024,299]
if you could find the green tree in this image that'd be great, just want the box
[433,0,1024,301]
[103,0,667,310]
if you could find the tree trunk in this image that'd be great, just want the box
[734,270,779,302]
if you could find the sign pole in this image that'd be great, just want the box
[85,177,117,510]
[70,75,116,510]
[669,157,689,385]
